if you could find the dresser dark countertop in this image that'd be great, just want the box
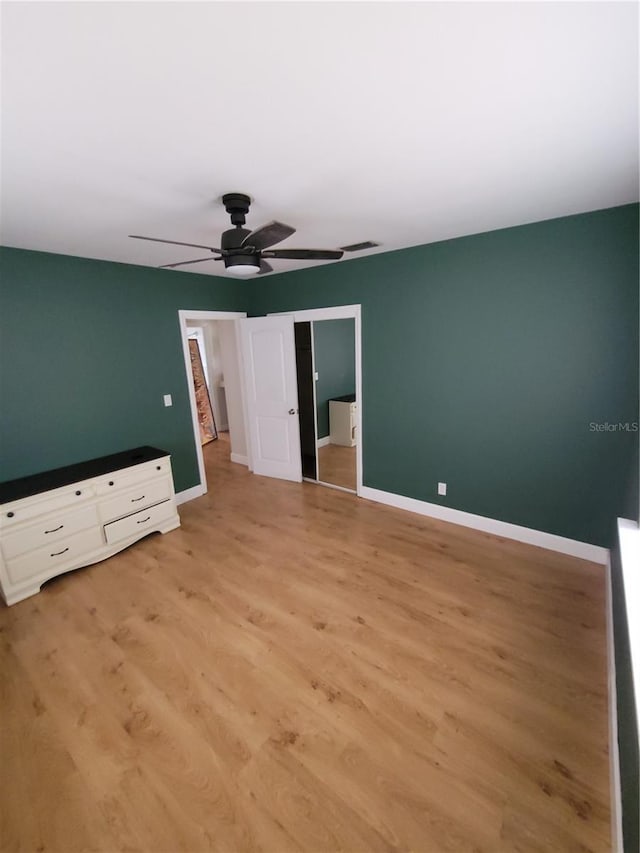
[0,446,170,505]
[329,394,356,404]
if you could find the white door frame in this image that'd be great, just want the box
[178,309,247,500]
[268,305,362,496]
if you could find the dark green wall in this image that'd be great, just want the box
[0,248,247,492]
[313,319,356,438]
[251,204,639,547]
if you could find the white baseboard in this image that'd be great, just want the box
[359,485,609,564]
[605,554,624,852]
[175,484,206,505]
[230,453,248,466]
[316,436,331,448]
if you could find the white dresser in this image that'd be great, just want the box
[0,447,180,606]
[329,395,357,447]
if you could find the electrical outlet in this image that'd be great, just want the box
[438,482,447,496]
[314,372,319,381]
[163,394,173,407]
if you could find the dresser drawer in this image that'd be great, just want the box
[94,457,171,496]
[99,477,172,524]
[104,500,175,545]
[1,483,95,529]
[1,505,99,560]
[5,527,104,586]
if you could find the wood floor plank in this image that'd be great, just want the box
[0,440,610,852]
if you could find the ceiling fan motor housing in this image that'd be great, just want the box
[221,226,251,251]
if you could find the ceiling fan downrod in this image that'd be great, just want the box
[221,192,252,228]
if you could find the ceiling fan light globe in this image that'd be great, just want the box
[224,257,260,277]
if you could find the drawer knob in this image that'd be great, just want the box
[75,490,81,496]
[156,465,161,471]
[108,481,114,486]
[7,511,14,518]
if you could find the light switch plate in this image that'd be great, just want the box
[163,394,172,407]
[438,482,447,496]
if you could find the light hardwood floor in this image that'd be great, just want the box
[1,440,611,852]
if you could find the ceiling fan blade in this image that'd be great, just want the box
[158,257,217,269]
[241,221,296,251]
[258,259,274,275]
[261,249,344,261]
[129,235,221,253]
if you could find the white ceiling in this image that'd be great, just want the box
[1,1,638,277]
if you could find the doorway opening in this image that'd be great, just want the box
[178,310,248,497]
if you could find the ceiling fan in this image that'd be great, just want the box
[129,193,344,277]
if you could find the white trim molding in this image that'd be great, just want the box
[269,304,361,322]
[360,485,609,564]
[230,453,248,466]
[605,553,624,853]
[316,436,331,448]
[611,516,640,853]
[617,517,640,741]
[175,484,206,505]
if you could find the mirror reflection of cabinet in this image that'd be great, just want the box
[329,395,357,447]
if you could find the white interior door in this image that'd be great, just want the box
[239,316,302,482]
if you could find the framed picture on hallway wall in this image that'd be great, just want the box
[188,339,218,445]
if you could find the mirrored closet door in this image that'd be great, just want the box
[294,318,357,493]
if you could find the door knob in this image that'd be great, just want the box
[288,408,296,415]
